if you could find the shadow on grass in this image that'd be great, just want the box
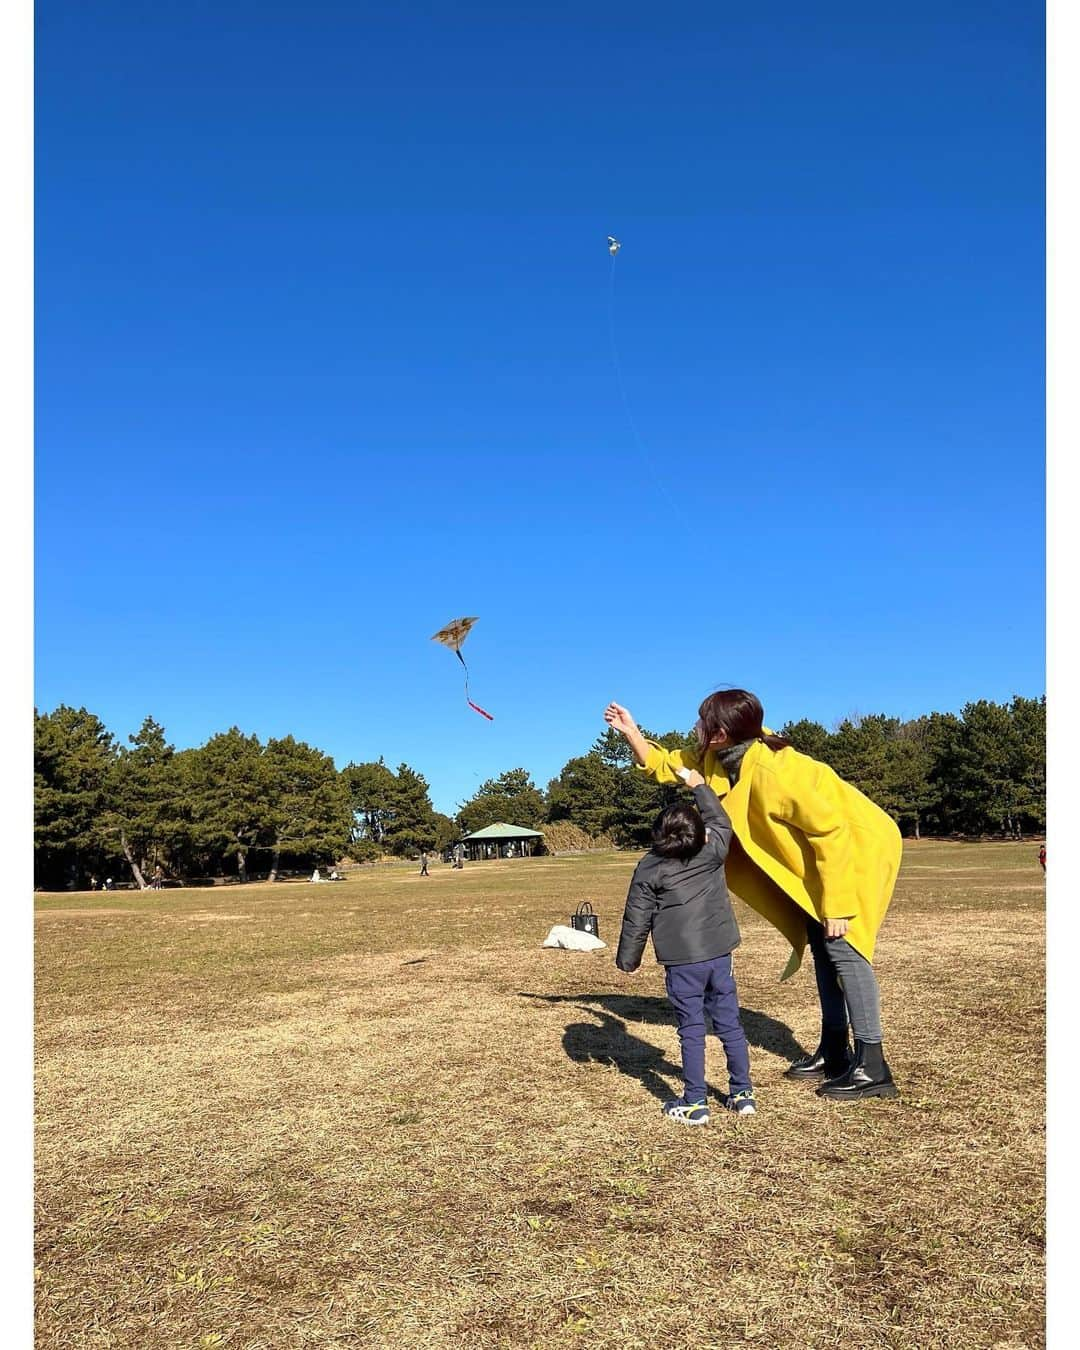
[519,992,806,1104]
[562,1010,681,1104]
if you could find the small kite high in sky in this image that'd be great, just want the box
[607,236,621,256]
[431,616,494,720]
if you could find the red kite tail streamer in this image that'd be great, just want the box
[457,649,494,721]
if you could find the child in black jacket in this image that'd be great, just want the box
[616,769,755,1124]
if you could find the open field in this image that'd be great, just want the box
[35,842,1045,1349]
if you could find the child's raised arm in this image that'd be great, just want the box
[676,767,734,859]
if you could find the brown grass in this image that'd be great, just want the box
[35,842,1045,1349]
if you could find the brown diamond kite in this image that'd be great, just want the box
[431,617,493,720]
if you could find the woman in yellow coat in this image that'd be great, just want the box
[604,689,901,1101]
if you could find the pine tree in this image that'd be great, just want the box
[383,763,441,855]
[546,753,618,836]
[187,728,270,882]
[780,718,831,760]
[342,759,399,847]
[263,736,351,879]
[34,706,115,889]
[99,717,185,888]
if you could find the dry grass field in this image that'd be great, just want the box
[35,842,1045,1349]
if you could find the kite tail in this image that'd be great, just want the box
[457,649,494,720]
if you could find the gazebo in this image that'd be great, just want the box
[457,823,544,861]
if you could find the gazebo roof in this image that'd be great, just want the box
[460,822,544,841]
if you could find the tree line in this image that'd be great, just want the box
[34,695,1044,890]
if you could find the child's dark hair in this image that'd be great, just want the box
[651,801,706,861]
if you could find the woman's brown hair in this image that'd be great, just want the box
[696,689,792,754]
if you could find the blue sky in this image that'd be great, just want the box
[35,0,1045,815]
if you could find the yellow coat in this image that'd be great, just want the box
[639,738,902,978]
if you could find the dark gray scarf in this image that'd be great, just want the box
[716,738,757,784]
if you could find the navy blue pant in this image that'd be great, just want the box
[664,953,752,1104]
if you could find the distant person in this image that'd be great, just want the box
[1038,844,1046,872]
[616,767,755,1124]
[88,876,98,893]
[329,868,342,881]
[452,843,464,870]
[152,865,164,891]
[311,868,322,884]
[419,850,430,877]
[104,877,114,892]
[606,690,902,1103]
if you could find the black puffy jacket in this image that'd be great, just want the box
[615,784,740,970]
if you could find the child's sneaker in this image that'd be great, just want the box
[661,1098,710,1126]
[724,1090,757,1116]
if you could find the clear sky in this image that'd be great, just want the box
[35,0,1045,815]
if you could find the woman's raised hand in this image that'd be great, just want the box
[604,703,639,736]
[605,703,652,768]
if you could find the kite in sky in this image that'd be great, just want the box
[607,236,621,256]
[431,616,494,720]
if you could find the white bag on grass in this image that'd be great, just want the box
[542,923,607,952]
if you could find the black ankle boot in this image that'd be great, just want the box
[784,1027,852,1081]
[817,1039,898,1100]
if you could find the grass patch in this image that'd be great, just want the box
[36,842,1044,1347]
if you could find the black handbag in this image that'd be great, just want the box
[570,902,599,938]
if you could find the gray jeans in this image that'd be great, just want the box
[806,917,883,1043]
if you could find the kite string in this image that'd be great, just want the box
[606,254,679,512]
